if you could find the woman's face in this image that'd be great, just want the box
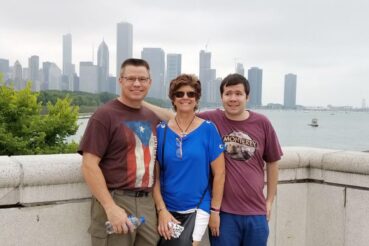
[172,85,198,113]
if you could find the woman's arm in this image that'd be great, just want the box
[152,162,179,240]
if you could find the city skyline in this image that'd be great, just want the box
[1,0,369,107]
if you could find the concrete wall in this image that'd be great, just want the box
[1,148,369,246]
[269,147,369,246]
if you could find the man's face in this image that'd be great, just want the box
[119,65,151,104]
[221,83,248,117]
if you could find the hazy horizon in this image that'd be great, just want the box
[1,0,369,107]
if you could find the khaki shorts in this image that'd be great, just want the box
[89,190,159,246]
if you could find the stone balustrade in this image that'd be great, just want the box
[0,147,369,246]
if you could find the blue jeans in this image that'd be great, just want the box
[210,212,269,246]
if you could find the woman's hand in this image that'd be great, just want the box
[157,209,180,240]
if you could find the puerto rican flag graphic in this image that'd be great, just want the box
[124,120,157,188]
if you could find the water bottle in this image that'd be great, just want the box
[105,215,145,234]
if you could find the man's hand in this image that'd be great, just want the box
[105,203,134,234]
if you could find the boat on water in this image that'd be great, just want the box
[308,118,319,127]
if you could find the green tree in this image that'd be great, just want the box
[0,79,79,156]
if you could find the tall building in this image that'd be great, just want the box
[97,40,109,92]
[207,69,217,103]
[166,53,182,94]
[79,62,99,93]
[247,67,263,108]
[62,33,72,76]
[235,63,245,76]
[48,63,62,90]
[41,62,52,90]
[63,33,74,91]
[0,58,10,81]
[28,55,40,91]
[199,50,213,104]
[116,21,133,94]
[12,60,23,90]
[108,76,117,95]
[141,48,165,99]
[284,73,297,109]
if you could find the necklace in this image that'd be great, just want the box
[174,115,196,137]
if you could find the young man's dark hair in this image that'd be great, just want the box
[220,73,250,96]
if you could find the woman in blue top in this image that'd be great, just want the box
[153,74,225,246]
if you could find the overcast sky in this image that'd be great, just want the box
[1,0,369,107]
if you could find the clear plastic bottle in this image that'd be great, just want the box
[105,215,145,234]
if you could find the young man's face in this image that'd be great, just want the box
[221,83,248,117]
[119,65,151,105]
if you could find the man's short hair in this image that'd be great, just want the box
[120,58,150,77]
[220,73,250,96]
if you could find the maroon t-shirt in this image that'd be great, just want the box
[78,99,160,191]
[198,109,283,215]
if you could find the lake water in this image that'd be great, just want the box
[71,109,369,152]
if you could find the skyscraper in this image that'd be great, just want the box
[28,55,39,91]
[199,50,213,104]
[12,60,23,90]
[97,40,109,92]
[116,21,133,94]
[247,67,263,108]
[166,53,182,94]
[41,62,52,90]
[284,73,297,109]
[0,58,9,81]
[48,63,62,90]
[62,33,72,76]
[79,62,99,93]
[235,63,245,76]
[207,69,217,103]
[63,33,74,91]
[141,48,165,99]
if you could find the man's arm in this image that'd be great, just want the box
[81,152,133,233]
[266,161,279,221]
[142,101,174,122]
[209,153,225,237]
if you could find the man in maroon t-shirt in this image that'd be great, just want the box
[79,58,160,246]
[144,73,282,246]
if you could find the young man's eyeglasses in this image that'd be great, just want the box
[122,76,150,84]
[174,91,197,98]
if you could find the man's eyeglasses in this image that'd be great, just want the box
[174,91,197,98]
[122,76,150,84]
[176,137,183,159]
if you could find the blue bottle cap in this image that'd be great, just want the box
[139,216,145,224]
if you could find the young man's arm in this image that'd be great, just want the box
[82,152,133,233]
[266,161,279,221]
[209,153,225,236]
[142,101,174,122]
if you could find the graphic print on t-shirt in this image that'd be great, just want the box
[223,131,257,161]
[124,120,157,188]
